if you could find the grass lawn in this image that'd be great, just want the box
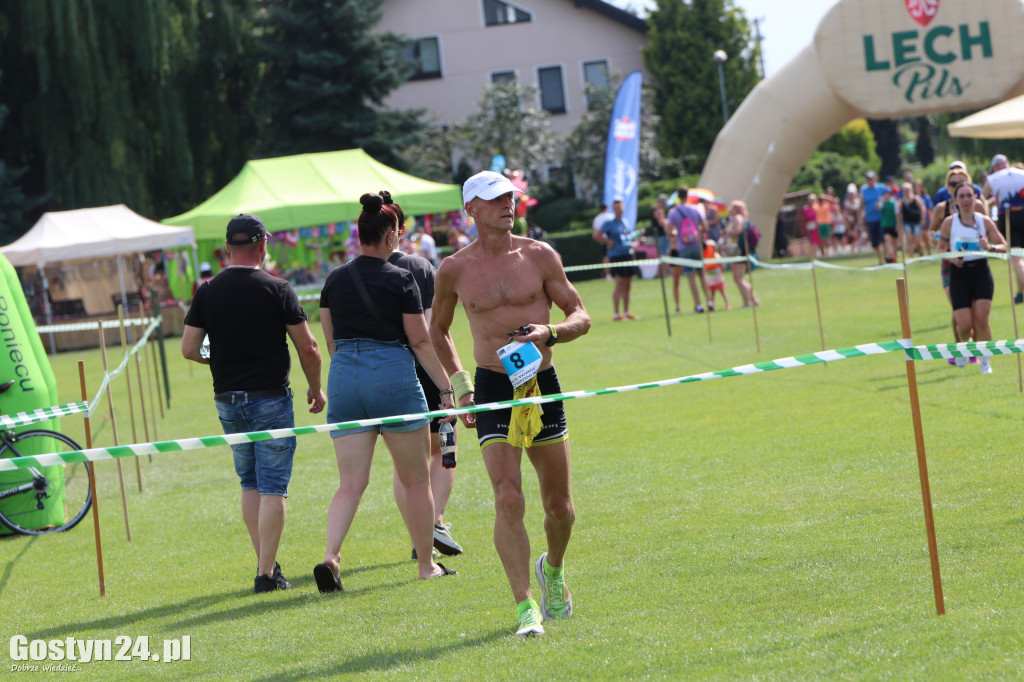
[3,255,1024,679]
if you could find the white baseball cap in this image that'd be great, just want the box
[462,171,523,204]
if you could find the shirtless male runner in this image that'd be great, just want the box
[430,170,591,637]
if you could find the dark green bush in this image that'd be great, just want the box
[548,228,606,282]
[530,197,594,233]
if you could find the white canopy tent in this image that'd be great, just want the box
[948,94,1024,139]
[1,204,195,352]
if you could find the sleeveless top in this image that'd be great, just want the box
[901,197,922,224]
[949,211,987,262]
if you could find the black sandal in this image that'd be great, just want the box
[436,563,457,577]
[313,563,343,593]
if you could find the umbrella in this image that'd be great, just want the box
[948,94,1024,139]
[686,187,726,208]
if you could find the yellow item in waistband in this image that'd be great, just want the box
[507,375,544,448]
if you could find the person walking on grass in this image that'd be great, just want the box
[430,170,591,637]
[313,193,458,593]
[596,198,639,321]
[938,182,1006,375]
[181,213,326,594]
[380,191,464,561]
[982,153,1024,304]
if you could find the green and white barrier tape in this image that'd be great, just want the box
[904,339,1024,361]
[0,401,91,430]
[0,317,161,429]
[36,317,158,334]
[0,337,937,470]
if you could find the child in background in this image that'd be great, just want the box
[703,239,731,311]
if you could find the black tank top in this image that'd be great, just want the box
[650,207,660,230]
[902,198,922,223]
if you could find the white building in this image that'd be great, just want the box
[378,0,649,138]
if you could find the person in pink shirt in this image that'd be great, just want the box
[803,196,821,257]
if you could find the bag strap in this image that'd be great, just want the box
[345,261,403,341]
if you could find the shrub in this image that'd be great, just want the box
[530,197,593,233]
[548,228,606,282]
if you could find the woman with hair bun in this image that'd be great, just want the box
[314,193,458,592]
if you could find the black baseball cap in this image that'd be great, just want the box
[226,213,268,244]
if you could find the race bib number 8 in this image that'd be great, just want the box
[497,341,542,389]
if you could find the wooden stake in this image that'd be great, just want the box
[137,306,158,450]
[704,269,713,343]
[133,316,151,454]
[658,254,672,338]
[150,334,165,418]
[117,307,142,492]
[896,278,945,616]
[98,322,131,542]
[79,361,105,597]
[811,261,826,358]
[1001,211,1023,393]
[745,243,761,353]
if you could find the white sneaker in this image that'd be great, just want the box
[980,357,992,375]
[433,522,463,555]
[954,357,968,368]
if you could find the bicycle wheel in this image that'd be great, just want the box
[0,429,92,535]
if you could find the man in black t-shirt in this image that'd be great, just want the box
[182,213,326,595]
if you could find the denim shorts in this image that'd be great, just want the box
[677,242,703,274]
[215,394,296,496]
[326,339,429,437]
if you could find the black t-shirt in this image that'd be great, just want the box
[184,267,307,394]
[319,256,422,343]
[387,251,436,309]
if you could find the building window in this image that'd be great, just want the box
[491,70,516,85]
[402,37,442,81]
[484,0,531,26]
[537,66,566,114]
[582,59,609,110]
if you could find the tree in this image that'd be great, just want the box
[561,79,675,203]
[867,118,901,178]
[791,151,873,195]
[453,82,562,184]
[0,0,258,225]
[0,69,41,244]
[255,0,425,169]
[914,116,935,167]
[643,0,761,172]
[819,119,880,169]
[397,123,460,184]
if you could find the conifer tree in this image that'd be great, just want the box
[255,0,425,168]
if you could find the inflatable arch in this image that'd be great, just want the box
[698,0,1024,256]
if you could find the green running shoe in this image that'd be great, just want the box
[515,599,545,637]
[535,552,573,619]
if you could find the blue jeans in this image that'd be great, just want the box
[657,234,670,257]
[215,394,296,496]
[326,339,429,437]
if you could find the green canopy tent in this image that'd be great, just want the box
[163,148,462,238]
[162,149,463,280]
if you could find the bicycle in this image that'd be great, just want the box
[0,380,92,535]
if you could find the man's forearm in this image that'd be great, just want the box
[551,308,591,344]
[296,348,322,393]
[429,326,463,376]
